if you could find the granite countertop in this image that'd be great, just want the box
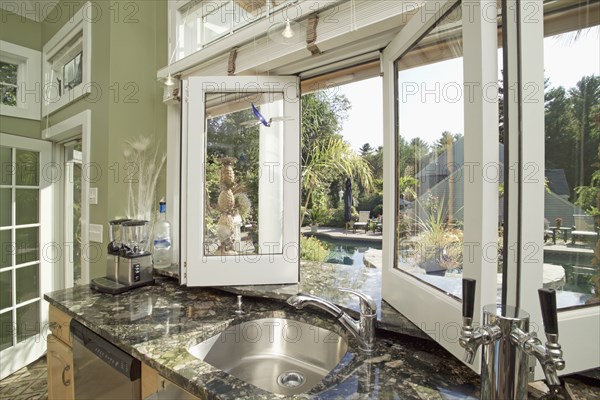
[154,260,430,341]
[45,277,482,399]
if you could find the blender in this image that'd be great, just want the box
[117,220,154,288]
[91,219,154,294]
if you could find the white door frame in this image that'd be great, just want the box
[42,110,91,287]
[381,0,500,372]
[0,133,52,379]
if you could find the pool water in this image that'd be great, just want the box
[318,238,382,267]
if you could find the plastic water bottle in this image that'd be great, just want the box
[152,198,172,268]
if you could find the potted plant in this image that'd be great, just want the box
[412,196,463,275]
[308,207,330,233]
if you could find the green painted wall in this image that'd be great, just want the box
[41,0,168,279]
[0,9,42,139]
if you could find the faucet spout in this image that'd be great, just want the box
[287,290,376,353]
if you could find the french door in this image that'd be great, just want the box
[0,133,52,379]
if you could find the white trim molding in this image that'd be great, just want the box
[0,40,41,120]
[42,1,92,116]
[42,109,92,285]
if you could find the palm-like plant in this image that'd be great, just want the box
[301,137,373,226]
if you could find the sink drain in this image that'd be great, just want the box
[277,371,306,388]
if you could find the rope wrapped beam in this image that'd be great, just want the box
[306,13,321,56]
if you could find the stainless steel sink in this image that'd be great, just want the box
[187,318,348,395]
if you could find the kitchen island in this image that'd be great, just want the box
[45,277,481,399]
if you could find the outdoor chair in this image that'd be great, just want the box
[353,211,370,233]
[571,214,598,244]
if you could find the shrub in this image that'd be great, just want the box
[300,236,329,262]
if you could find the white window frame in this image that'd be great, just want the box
[42,2,92,117]
[170,0,294,61]
[381,0,500,373]
[181,75,300,286]
[0,41,41,120]
[510,1,600,376]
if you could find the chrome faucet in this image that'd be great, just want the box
[459,279,565,400]
[287,289,377,353]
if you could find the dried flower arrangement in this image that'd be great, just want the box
[122,135,166,222]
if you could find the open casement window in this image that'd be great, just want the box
[383,0,600,378]
[182,76,300,286]
[382,0,500,373]
[503,0,600,376]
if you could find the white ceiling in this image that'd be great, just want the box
[0,0,58,22]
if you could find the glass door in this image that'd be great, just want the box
[0,133,52,379]
[182,76,300,286]
[64,141,83,286]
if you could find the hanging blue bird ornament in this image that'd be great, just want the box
[241,103,293,127]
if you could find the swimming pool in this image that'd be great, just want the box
[317,238,382,267]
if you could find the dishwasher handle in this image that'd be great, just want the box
[70,319,141,381]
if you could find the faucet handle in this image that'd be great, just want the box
[339,288,377,316]
[538,288,558,336]
[462,278,476,320]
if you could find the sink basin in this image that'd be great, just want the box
[187,318,348,395]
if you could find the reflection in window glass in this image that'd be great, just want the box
[0,230,11,269]
[16,264,38,304]
[0,189,10,227]
[542,2,600,309]
[0,311,13,351]
[204,93,285,256]
[16,301,38,343]
[0,146,12,185]
[395,6,466,298]
[15,149,38,186]
[0,270,11,310]
[15,227,38,265]
[15,189,38,225]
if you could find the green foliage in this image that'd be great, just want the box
[300,236,329,262]
[0,61,17,106]
[307,207,331,226]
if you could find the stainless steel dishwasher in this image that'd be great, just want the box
[70,319,141,399]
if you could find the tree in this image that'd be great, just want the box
[301,92,350,165]
[301,137,373,226]
[359,143,374,156]
[570,75,600,188]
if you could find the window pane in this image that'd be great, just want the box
[203,2,231,44]
[204,93,285,257]
[0,230,11,268]
[0,270,11,310]
[542,3,600,309]
[0,146,12,185]
[0,61,18,85]
[0,85,17,106]
[15,227,38,265]
[15,150,38,186]
[15,189,38,225]
[16,264,38,304]
[16,301,39,343]
[0,311,13,351]
[0,189,10,227]
[395,7,465,297]
[73,158,82,285]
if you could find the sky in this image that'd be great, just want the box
[336,28,599,152]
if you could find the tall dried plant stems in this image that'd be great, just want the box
[123,136,166,222]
